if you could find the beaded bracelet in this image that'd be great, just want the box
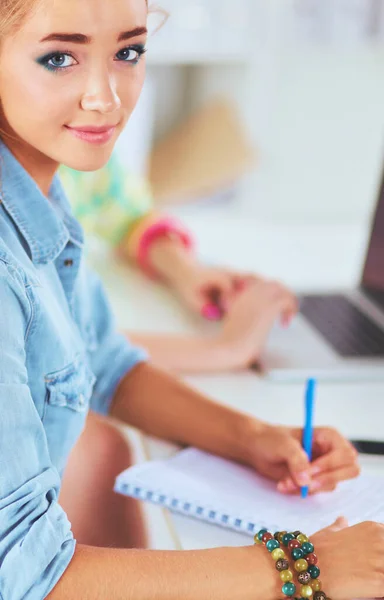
[254,529,329,600]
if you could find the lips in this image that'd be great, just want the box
[65,124,117,145]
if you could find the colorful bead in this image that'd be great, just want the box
[308,565,320,579]
[293,530,302,537]
[300,585,313,598]
[280,570,294,583]
[254,533,263,545]
[282,582,296,597]
[257,529,268,541]
[301,542,315,555]
[272,548,286,561]
[278,531,288,543]
[282,533,295,546]
[306,553,318,566]
[314,592,326,600]
[294,559,309,572]
[309,580,322,592]
[275,559,290,572]
[297,534,309,544]
[262,532,273,543]
[298,571,311,585]
[274,531,281,541]
[288,539,301,551]
[266,538,280,552]
[291,548,304,561]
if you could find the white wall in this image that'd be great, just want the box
[184,46,384,225]
[143,1,384,226]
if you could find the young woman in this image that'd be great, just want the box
[61,156,299,373]
[0,1,383,599]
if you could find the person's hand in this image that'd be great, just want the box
[243,421,360,493]
[311,518,384,599]
[212,279,298,368]
[170,263,247,319]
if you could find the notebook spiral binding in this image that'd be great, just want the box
[115,481,277,536]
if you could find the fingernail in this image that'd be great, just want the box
[201,304,221,321]
[310,480,322,491]
[310,465,321,476]
[297,472,311,486]
[278,479,296,493]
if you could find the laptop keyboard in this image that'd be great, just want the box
[300,295,384,357]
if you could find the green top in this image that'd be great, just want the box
[60,153,153,246]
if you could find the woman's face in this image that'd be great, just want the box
[0,0,147,171]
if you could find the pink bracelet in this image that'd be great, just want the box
[137,218,194,279]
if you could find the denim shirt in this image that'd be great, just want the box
[0,141,147,600]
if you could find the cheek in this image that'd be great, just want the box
[0,64,77,133]
[117,63,146,118]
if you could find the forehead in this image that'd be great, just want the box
[17,0,147,41]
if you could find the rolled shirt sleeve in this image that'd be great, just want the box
[0,261,75,600]
[85,267,147,416]
[60,153,154,247]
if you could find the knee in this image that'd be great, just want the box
[87,414,135,473]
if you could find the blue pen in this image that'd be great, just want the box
[301,378,317,499]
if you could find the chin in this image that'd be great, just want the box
[61,147,114,172]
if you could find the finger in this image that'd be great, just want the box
[309,464,361,492]
[280,437,312,488]
[201,303,222,321]
[316,516,349,535]
[199,288,227,318]
[279,463,360,495]
[327,516,349,531]
[200,276,236,313]
[310,446,358,477]
[278,290,299,326]
[265,283,298,322]
[312,427,357,456]
[231,273,261,292]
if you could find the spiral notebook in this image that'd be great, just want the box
[115,448,384,536]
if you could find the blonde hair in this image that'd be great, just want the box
[0,1,166,40]
[0,0,41,39]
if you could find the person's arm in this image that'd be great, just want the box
[49,544,279,600]
[111,360,361,496]
[0,261,76,600]
[128,331,231,372]
[111,362,256,463]
[128,280,298,373]
[83,267,148,416]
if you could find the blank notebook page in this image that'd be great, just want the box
[115,448,384,536]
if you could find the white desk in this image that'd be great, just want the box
[90,219,384,551]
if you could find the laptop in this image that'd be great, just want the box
[263,169,384,382]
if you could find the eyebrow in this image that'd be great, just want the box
[40,27,148,44]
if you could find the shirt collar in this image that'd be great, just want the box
[0,140,84,265]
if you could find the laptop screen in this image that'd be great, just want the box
[362,170,384,308]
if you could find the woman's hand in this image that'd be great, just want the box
[213,280,298,368]
[312,518,384,600]
[170,263,247,319]
[147,235,297,326]
[242,421,360,493]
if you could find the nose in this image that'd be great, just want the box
[81,67,121,114]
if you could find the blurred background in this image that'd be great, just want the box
[116,0,384,231]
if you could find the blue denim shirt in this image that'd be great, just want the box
[0,141,147,600]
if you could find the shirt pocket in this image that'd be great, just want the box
[45,357,96,412]
[43,357,96,472]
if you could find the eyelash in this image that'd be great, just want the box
[37,44,147,73]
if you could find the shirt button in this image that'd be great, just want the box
[64,259,74,267]
[78,394,85,406]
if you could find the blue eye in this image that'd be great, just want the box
[37,52,78,72]
[115,44,146,64]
